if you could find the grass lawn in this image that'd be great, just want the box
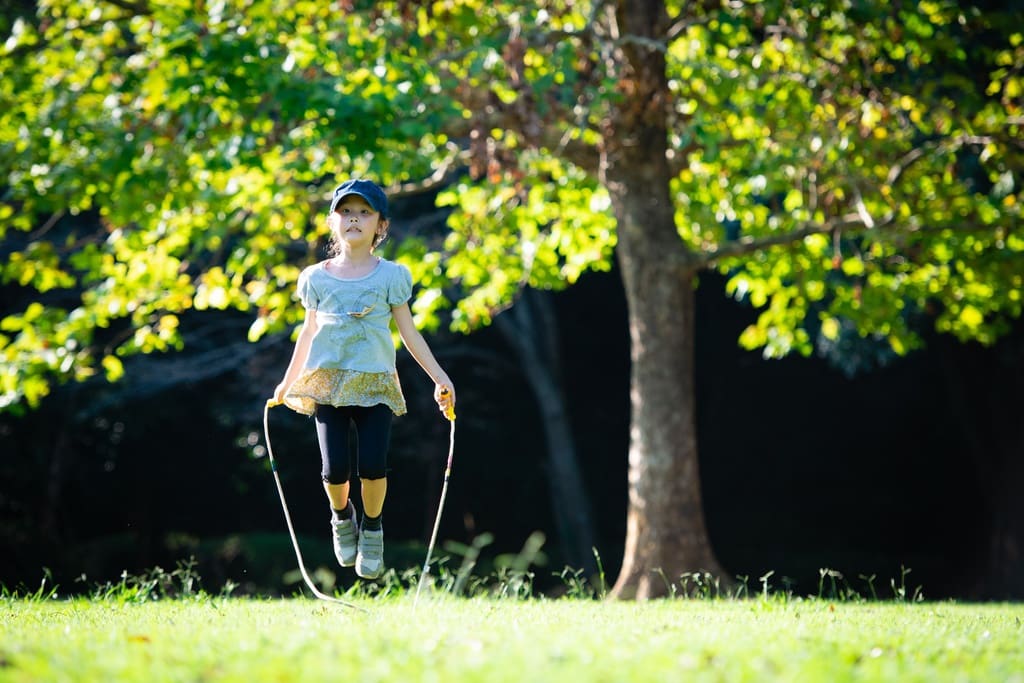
[2,594,1022,682]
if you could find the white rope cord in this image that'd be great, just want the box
[414,392,456,606]
[263,400,360,610]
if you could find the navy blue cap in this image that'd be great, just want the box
[329,179,388,218]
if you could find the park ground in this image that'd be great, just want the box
[2,589,1022,682]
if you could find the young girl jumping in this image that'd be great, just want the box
[273,178,455,580]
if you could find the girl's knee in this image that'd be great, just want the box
[358,467,388,481]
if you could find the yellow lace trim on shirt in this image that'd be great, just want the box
[284,367,407,416]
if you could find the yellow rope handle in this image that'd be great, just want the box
[440,387,455,421]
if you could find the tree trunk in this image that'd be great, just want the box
[610,214,726,598]
[39,391,78,543]
[606,0,726,599]
[40,426,72,542]
[937,330,1024,599]
[496,288,599,579]
[983,437,1024,599]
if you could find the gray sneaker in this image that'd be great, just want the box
[356,526,385,579]
[331,504,358,567]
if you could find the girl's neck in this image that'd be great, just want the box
[326,250,379,279]
[333,250,376,266]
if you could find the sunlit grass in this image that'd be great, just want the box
[2,572,1022,682]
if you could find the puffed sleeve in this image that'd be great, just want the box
[387,262,413,306]
[296,266,319,310]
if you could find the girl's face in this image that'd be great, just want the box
[328,195,386,249]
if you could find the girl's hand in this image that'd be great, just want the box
[272,382,288,406]
[434,381,456,420]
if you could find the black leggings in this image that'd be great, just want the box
[314,403,392,484]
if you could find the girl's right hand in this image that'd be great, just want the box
[272,382,288,406]
[435,382,456,420]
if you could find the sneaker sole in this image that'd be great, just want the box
[355,564,384,580]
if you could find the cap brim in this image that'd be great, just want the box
[330,191,382,215]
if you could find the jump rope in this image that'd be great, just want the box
[262,389,455,608]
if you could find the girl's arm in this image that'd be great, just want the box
[273,308,319,403]
[391,302,455,414]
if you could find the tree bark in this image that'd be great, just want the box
[937,330,1024,599]
[39,424,72,542]
[983,436,1024,599]
[606,0,726,598]
[496,288,599,579]
[609,209,726,597]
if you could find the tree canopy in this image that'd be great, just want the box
[2,0,1021,412]
[3,0,1023,598]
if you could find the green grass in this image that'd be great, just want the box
[2,591,1022,682]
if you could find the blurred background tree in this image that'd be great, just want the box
[2,0,1021,598]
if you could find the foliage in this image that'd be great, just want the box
[675,2,1024,360]
[2,0,1021,412]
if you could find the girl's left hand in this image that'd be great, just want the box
[434,382,456,419]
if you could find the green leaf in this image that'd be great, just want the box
[101,355,124,382]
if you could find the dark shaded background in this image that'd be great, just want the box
[3,257,1020,600]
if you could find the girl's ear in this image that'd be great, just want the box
[374,219,389,247]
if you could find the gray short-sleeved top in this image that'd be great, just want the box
[297,258,413,373]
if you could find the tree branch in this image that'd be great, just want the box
[696,212,897,268]
[27,210,66,241]
[1,5,143,62]
[100,0,150,14]
[392,146,469,198]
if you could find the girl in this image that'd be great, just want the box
[273,178,455,580]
